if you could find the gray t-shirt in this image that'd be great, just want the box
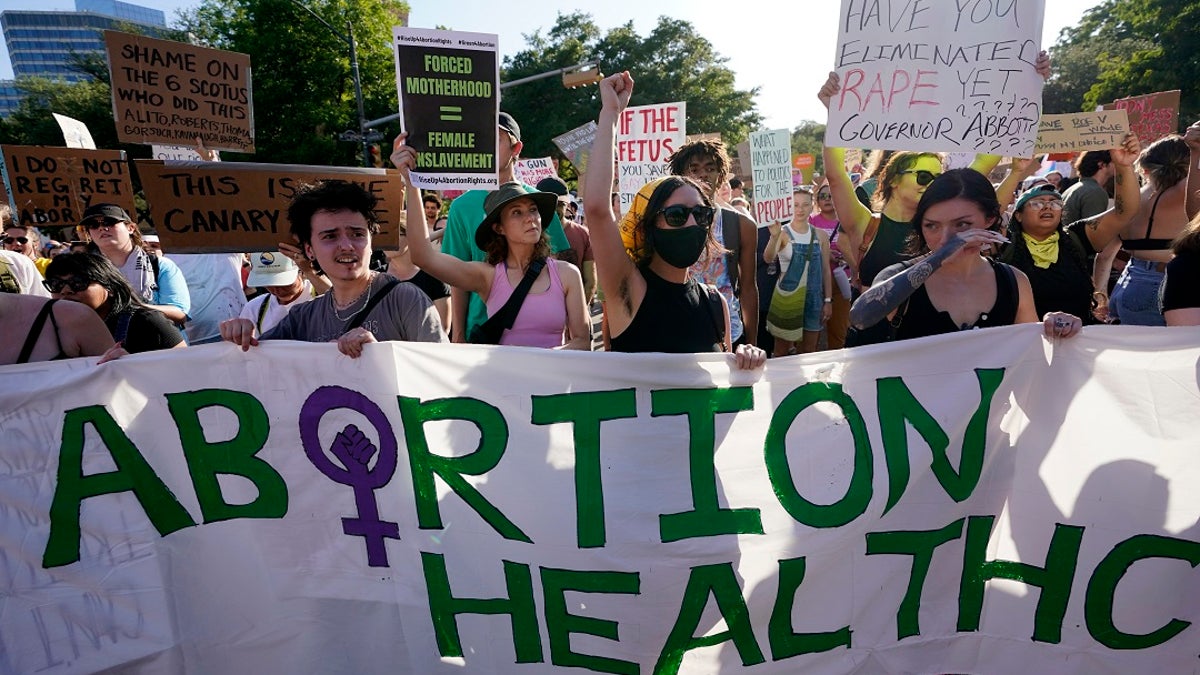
[263,273,447,344]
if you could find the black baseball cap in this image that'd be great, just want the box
[536,176,569,197]
[498,111,521,143]
[78,203,132,227]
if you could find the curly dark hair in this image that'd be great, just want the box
[668,140,730,193]
[286,180,381,246]
[631,176,724,267]
[483,229,552,267]
[45,252,145,317]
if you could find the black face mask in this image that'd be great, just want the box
[651,225,709,269]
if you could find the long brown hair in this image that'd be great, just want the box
[874,151,942,211]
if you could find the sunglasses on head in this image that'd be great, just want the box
[43,276,92,294]
[900,169,940,186]
[2,236,28,245]
[658,204,715,228]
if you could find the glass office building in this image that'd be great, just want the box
[0,0,166,116]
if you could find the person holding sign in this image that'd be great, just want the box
[392,135,589,350]
[763,187,833,356]
[218,180,446,357]
[848,168,1081,342]
[584,71,765,369]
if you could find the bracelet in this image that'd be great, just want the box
[1093,290,1108,299]
[824,298,832,303]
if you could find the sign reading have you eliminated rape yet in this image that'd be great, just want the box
[105,31,254,153]
[393,27,499,191]
[826,0,1046,155]
[2,327,1199,674]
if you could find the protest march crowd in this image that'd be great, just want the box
[3,66,1199,367]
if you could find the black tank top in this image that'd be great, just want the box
[610,267,723,354]
[17,299,67,364]
[895,261,1019,341]
[859,214,914,287]
[1121,191,1173,251]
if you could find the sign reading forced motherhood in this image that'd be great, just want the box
[136,160,403,252]
[0,145,135,227]
[392,27,500,191]
[105,31,254,153]
[826,0,1046,155]
[2,326,1199,674]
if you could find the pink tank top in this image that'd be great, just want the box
[485,260,567,348]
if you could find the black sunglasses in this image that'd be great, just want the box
[659,204,715,228]
[43,277,92,294]
[900,170,940,186]
[2,236,28,245]
[84,218,119,231]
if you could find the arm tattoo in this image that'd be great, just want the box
[1113,170,1126,214]
[848,239,964,329]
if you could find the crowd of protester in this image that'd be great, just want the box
[3,65,1200,368]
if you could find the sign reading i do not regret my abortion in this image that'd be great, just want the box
[393,27,499,191]
[825,0,1047,156]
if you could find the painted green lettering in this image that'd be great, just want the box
[768,556,852,658]
[865,518,965,639]
[1085,534,1200,649]
[655,562,765,674]
[541,567,641,674]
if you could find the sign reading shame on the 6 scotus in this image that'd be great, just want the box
[393,27,499,191]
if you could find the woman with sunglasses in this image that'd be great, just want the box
[44,253,186,355]
[391,136,590,350]
[584,72,765,368]
[993,133,1141,322]
[849,169,1083,342]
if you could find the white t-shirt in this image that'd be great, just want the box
[1,251,50,297]
[238,280,317,337]
[170,253,246,343]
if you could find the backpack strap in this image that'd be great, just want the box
[851,214,882,287]
[17,300,58,364]
[721,208,741,296]
[697,283,728,352]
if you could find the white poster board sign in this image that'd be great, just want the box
[151,144,205,161]
[52,113,97,149]
[617,101,686,211]
[513,156,557,187]
[825,0,1046,156]
[748,128,794,225]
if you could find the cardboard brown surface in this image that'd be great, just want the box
[1034,110,1130,153]
[136,161,403,253]
[106,30,255,152]
[1105,90,1180,146]
[0,145,134,228]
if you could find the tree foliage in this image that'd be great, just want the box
[180,0,410,165]
[497,12,761,161]
[790,121,826,175]
[1045,0,1199,125]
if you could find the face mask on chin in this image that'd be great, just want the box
[651,225,709,269]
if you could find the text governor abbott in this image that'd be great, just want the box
[398,46,497,174]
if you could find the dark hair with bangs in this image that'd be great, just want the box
[907,168,1001,255]
[45,252,145,316]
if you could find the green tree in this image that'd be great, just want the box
[180,0,410,165]
[0,78,119,148]
[497,12,761,161]
[790,121,826,175]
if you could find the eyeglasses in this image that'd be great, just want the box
[817,192,833,200]
[43,277,92,294]
[658,204,715,228]
[2,236,28,245]
[1024,200,1064,211]
[900,170,940,186]
[83,219,119,231]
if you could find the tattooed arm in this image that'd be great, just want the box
[1083,132,1142,252]
[848,229,1007,329]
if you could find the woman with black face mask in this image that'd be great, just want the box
[584,71,766,368]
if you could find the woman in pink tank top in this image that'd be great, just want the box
[392,136,590,349]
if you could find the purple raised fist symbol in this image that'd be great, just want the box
[300,386,399,567]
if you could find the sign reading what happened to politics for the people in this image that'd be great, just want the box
[748,129,794,226]
[104,31,254,153]
[2,326,1200,674]
[617,101,686,211]
[826,0,1046,155]
[1035,110,1130,153]
[1104,89,1181,147]
[392,27,499,191]
[135,160,402,253]
[553,120,598,174]
[513,157,557,188]
[0,145,135,227]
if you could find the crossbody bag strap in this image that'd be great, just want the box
[852,214,882,286]
[476,259,547,335]
[345,279,401,332]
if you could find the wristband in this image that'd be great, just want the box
[824,298,832,303]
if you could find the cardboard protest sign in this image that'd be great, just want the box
[826,0,1046,155]
[136,160,402,253]
[105,31,254,153]
[51,113,97,149]
[151,144,204,161]
[749,129,793,226]
[1035,110,1129,153]
[616,101,686,211]
[513,157,556,187]
[552,120,597,173]
[1105,89,1180,146]
[0,146,134,227]
[392,27,499,191]
[3,326,1200,674]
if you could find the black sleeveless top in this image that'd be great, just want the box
[610,267,723,354]
[859,214,914,287]
[17,299,68,364]
[895,261,1020,341]
[1121,191,1173,251]
[999,220,1095,321]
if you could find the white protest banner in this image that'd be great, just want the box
[52,113,97,149]
[552,120,598,173]
[617,101,685,211]
[748,128,793,226]
[826,0,1046,156]
[3,327,1199,674]
[1034,110,1129,153]
[150,144,204,161]
[393,27,500,191]
[514,157,557,187]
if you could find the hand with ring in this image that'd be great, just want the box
[1042,312,1082,340]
